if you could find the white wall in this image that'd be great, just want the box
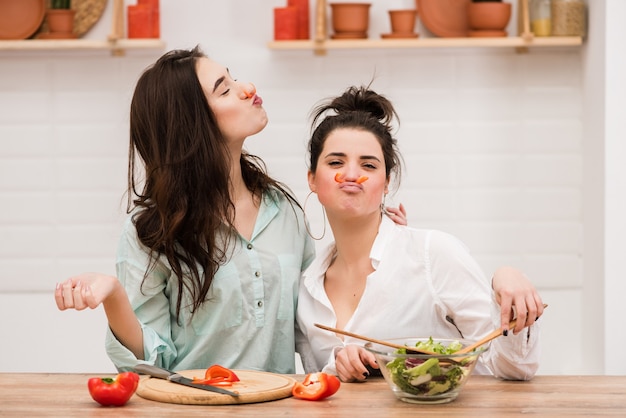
[601,0,626,373]
[0,0,616,375]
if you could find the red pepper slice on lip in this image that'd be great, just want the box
[87,371,140,407]
[191,364,240,386]
[292,372,341,401]
[335,173,368,184]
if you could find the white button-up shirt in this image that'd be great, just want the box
[296,216,540,380]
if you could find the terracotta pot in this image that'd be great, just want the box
[388,9,417,34]
[45,9,75,37]
[330,3,371,36]
[467,1,511,31]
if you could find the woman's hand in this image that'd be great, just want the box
[492,266,544,335]
[55,273,144,359]
[55,273,120,311]
[334,345,379,383]
[385,203,407,226]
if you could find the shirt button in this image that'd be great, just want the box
[257,301,263,308]
[255,271,260,277]
[247,244,253,250]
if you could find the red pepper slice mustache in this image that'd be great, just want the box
[243,83,256,99]
[334,172,368,184]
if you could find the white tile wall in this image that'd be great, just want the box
[0,0,606,375]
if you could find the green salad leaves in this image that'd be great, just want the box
[386,338,472,397]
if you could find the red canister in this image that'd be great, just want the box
[127,4,152,39]
[274,7,298,40]
[288,0,309,39]
[137,0,160,38]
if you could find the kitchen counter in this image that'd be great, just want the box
[0,373,624,416]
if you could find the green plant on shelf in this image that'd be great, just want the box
[50,0,71,9]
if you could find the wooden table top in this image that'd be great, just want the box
[0,373,624,417]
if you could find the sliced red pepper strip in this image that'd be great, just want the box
[204,364,240,382]
[87,371,140,407]
[190,378,234,386]
[292,372,341,401]
[191,364,240,386]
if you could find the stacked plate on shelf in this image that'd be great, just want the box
[0,0,46,40]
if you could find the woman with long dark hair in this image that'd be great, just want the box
[54,46,315,373]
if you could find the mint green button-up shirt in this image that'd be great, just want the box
[105,189,315,373]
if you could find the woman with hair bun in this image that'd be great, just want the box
[296,86,544,383]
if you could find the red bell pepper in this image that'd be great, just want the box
[87,371,140,407]
[292,372,341,401]
[191,364,240,386]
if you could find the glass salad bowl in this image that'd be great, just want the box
[365,337,487,404]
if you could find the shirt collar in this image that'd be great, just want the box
[303,214,396,287]
[251,191,278,239]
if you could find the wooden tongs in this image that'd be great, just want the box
[314,303,548,357]
[454,303,549,355]
[314,323,440,355]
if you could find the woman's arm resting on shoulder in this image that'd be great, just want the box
[385,203,407,226]
[55,273,145,360]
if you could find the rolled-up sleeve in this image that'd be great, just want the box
[105,217,177,371]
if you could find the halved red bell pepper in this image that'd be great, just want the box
[191,364,240,386]
[87,371,140,407]
[292,372,341,401]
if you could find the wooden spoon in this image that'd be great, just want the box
[314,323,440,355]
[456,303,549,355]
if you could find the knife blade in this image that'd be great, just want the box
[134,364,240,397]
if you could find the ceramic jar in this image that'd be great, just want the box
[530,0,551,36]
[551,0,586,37]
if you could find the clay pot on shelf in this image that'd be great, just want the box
[467,1,511,37]
[382,9,418,39]
[330,3,371,39]
[42,8,76,39]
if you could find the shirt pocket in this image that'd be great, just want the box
[190,263,243,334]
[277,254,301,321]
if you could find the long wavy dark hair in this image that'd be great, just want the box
[308,85,403,187]
[128,46,300,322]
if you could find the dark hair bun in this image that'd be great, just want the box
[329,86,395,127]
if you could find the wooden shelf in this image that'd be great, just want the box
[0,39,166,55]
[268,36,583,52]
[272,0,584,55]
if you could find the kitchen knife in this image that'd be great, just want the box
[134,364,240,397]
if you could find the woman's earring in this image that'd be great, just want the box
[303,191,326,241]
[380,192,392,217]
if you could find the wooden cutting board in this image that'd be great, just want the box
[136,369,296,405]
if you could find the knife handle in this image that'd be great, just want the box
[134,363,172,379]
